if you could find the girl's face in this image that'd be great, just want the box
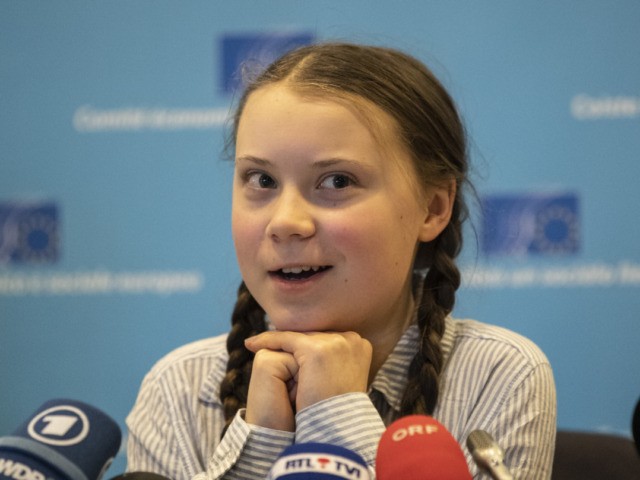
[232,84,451,341]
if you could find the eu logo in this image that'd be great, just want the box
[220,32,315,94]
[0,201,60,265]
[481,193,580,256]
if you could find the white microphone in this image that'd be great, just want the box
[267,442,371,479]
[466,430,513,480]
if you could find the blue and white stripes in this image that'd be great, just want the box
[126,317,556,479]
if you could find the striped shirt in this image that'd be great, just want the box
[126,317,556,479]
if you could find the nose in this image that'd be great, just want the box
[265,189,316,242]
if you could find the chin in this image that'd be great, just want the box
[271,321,326,333]
[268,312,336,333]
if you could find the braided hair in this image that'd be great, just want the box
[219,42,469,433]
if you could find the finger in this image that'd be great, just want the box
[286,377,298,405]
[245,329,366,353]
[252,348,299,382]
[246,349,299,430]
[244,330,311,353]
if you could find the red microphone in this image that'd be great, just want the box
[376,415,471,480]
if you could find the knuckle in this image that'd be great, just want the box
[252,348,271,364]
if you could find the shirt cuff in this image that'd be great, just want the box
[295,393,386,467]
[208,409,294,479]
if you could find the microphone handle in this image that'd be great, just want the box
[487,462,514,480]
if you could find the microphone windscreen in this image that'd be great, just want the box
[0,399,121,480]
[376,415,471,480]
[267,442,371,479]
[633,396,640,456]
[110,473,171,480]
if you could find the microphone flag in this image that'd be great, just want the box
[267,442,370,479]
[376,415,471,479]
[0,399,121,480]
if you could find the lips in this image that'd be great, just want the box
[270,265,332,281]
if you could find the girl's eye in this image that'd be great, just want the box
[319,173,354,190]
[246,172,277,189]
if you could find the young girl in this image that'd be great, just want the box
[126,42,556,479]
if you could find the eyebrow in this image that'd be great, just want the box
[236,155,370,171]
[235,155,271,166]
[312,158,365,170]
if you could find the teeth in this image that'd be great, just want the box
[281,266,322,274]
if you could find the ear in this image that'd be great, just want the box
[418,179,456,242]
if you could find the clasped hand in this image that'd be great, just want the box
[244,330,373,432]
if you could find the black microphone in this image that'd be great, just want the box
[633,396,640,456]
[466,430,513,480]
[0,399,121,480]
[109,473,171,480]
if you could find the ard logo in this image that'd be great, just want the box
[27,405,89,447]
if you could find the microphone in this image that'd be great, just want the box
[109,474,170,480]
[466,430,513,480]
[0,399,122,480]
[633,396,640,456]
[376,414,471,479]
[267,442,371,479]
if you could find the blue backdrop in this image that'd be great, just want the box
[2,1,639,475]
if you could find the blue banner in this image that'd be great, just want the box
[1,2,639,475]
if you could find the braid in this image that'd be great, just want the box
[399,200,464,417]
[219,281,267,436]
[223,41,472,425]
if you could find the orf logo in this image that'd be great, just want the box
[27,405,90,446]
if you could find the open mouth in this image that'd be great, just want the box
[271,265,332,281]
